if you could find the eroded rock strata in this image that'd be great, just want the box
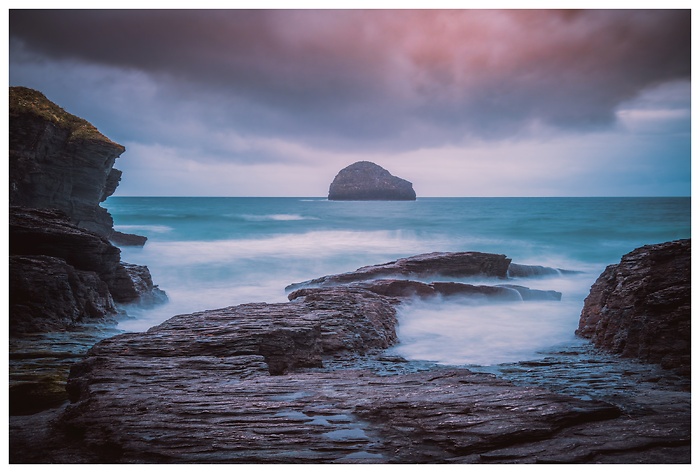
[8,87,165,415]
[328,161,417,201]
[577,239,691,376]
[9,250,690,463]
[286,251,513,291]
[9,207,166,335]
[8,86,165,332]
[285,251,572,293]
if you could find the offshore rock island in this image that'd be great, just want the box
[328,161,417,201]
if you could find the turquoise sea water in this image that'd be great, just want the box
[106,197,690,367]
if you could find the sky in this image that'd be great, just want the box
[7,5,693,197]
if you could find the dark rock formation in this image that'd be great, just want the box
[9,283,689,463]
[8,86,164,333]
[507,263,580,278]
[286,251,574,293]
[10,255,118,335]
[328,161,416,201]
[290,279,562,302]
[9,207,166,334]
[577,239,690,376]
[110,231,148,246]
[287,251,513,291]
[9,86,144,245]
[8,87,165,415]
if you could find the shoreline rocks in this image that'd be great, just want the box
[10,262,690,463]
[328,161,416,201]
[9,248,691,463]
[286,251,513,291]
[8,86,166,415]
[286,251,571,293]
[577,239,691,377]
[9,207,166,413]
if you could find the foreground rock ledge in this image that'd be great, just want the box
[10,283,690,463]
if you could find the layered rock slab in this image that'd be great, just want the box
[287,251,514,291]
[19,286,653,464]
[290,279,562,302]
[577,239,690,376]
[328,161,416,201]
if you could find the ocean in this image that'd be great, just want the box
[107,196,690,369]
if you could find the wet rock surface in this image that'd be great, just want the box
[8,207,167,414]
[328,161,416,201]
[291,279,562,302]
[577,239,691,376]
[287,251,514,291]
[9,253,691,463]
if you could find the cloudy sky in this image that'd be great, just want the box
[8,6,692,197]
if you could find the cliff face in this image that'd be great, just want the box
[9,86,143,244]
[8,87,166,414]
[577,239,690,376]
[8,87,165,334]
[328,161,416,201]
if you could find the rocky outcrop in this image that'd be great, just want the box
[9,86,143,245]
[9,207,166,335]
[10,255,118,335]
[9,251,690,463]
[286,251,572,292]
[328,161,416,201]
[577,239,690,376]
[290,279,562,302]
[8,86,166,417]
[9,282,690,463]
[287,252,513,291]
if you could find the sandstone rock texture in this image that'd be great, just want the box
[328,161,416,200]
[9,86,143,245]
[577,239,690,377]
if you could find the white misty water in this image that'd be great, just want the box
[107,196,690,367]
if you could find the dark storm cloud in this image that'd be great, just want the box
[9,9,691,149]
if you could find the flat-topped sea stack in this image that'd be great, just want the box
[328,161,416,201]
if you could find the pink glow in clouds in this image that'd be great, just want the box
[9,9,690,196]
